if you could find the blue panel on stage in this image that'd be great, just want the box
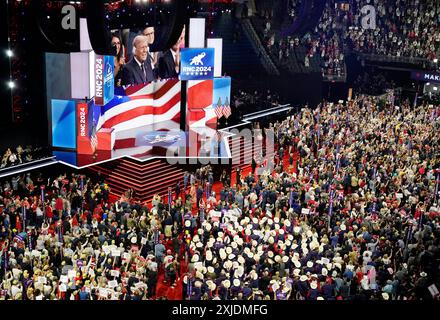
[53,150,77,166]
[51,99,76,149]
[212,77,231,108]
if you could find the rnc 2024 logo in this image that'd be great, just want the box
[180,48,215,81]
[189,52,207,66]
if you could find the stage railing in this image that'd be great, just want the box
[358,53,438,69]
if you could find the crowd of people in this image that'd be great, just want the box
[250,0,439,78]
[0,90,439,300]
[252,0,346,78]
[344,0,439,61]
[1,146,51,170]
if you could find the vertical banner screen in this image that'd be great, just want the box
[95,55,115,106]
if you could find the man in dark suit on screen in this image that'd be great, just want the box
[121,35,156,86]
[158,41,181,80]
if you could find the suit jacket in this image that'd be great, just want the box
[158,49,178,80]
[121,56,155,86]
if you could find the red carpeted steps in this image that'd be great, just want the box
[88,158,185,203]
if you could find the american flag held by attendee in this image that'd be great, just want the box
[168,187,172,204]
[89,256,96,269]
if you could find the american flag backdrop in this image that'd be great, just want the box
[97,79,182,134]
[89,79,182,155]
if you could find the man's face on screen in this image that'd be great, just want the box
[134,38,149,62]
[143,27,155,45]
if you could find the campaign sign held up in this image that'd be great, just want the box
[180,48,215,81]
[95,55,115,106]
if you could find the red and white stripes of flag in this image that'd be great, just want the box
[214,97,232,119]
[223,103,232,119]
[215,104,224,119]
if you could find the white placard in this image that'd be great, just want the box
[322,258,330,265]
[99,288,108,298]
[428,284,439,297]
[123,253,131,260]
[60,275,68,283]
[108,280,118,288]
[38,276,47,284]
[396,193,403,199]
[141,238,147,245]
[301,208,310,215]
[68,270,76,279]
[111,250,121,257]
[210,210,222,218]
[110,270,120,277]
[89,269,95,277]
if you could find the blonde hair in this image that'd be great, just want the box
[132,35,149,49]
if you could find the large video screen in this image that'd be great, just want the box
[111,26,185,87]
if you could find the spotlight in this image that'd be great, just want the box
[434,87,438,91]
[6,49,13,57]
[434,58,438,63]
[8,81,15,89]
